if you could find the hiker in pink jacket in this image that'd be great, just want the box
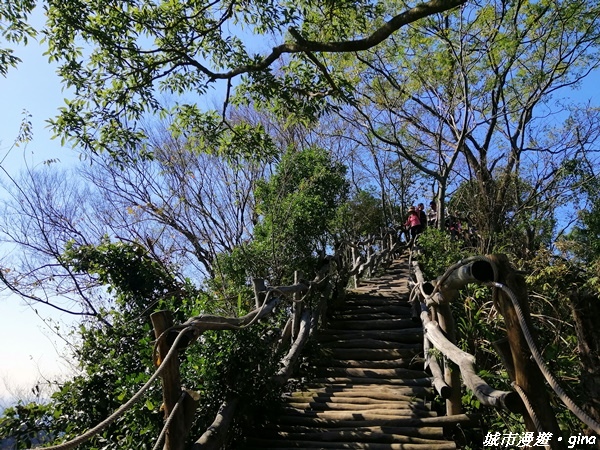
[404,206,422,242]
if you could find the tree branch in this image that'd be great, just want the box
[183,0,466,80]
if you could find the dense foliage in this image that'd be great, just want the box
[35,0,464,157]
[216,146,348,286]
[0,0,36,77]
[417,226,600,447]
[0,240,289,449]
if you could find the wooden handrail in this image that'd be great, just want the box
[151,232,405,449]
[412,258,523,415]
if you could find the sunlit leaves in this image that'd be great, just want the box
[217,146,349,282]
[63,237,188,311]
[333,189,388,240]
[171,106,278,162]
[38,0,466,157]
[0,0,36,76]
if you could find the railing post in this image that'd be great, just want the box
[434,293,463,416]
[151,310,188,450]
[488,254,565,450]
[351,246,359,288]
[292,271,303,341]
[252,278,267,308]
[413,261,461,414]
[424,334,452,399]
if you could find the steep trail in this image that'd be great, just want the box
[242,258,458,450]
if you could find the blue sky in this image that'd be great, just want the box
[0,19,78,401]
[0,5,240,402]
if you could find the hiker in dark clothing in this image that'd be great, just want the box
[428,201,438,228]
[417,203,427,232]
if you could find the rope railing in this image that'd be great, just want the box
[152,392,188,450]
[182,234,402,449]
[410,247,600,444]
[411,261,521,413]
[31,327,193,450]
[489,280,600,435]
[24,232,402,450]
[30,228,599,449]
[27,224,600,449]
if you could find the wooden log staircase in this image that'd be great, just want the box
[242,259,459,449]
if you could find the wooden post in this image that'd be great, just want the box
[424,335,452,399]
[435,296,463,416]
[252,278,267,308]
[351,246,359,288]
[292,271,303,341]
[151,310,188,450]
[414,261,462,414]
[192,397,239,450]
[488,254,565,450]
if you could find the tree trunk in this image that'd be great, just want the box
[569,287,600,441]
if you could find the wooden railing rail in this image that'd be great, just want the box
[344,227,404,286]
[411,259,522,416]
[409,252,590,450]
[151,232,405,450]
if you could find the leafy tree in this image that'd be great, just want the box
[564,166,600,267]
[254,146,348,278]
[414,227,464,280]
[0,0,36,77]
[449,175,556,255]
[32,0,466,157]
[1,239,288,449]
[0,130,347,447]
[63,237,188,311]
[220,146,349,283]
[335,189,388,241]
[0,402,56,449]
[339,0,600,249]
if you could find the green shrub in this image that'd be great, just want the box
[415,228,465,279]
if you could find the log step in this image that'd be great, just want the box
[331,308,412,318]
[320,348,421,360]
[339,299,411,308]
[284,401,430,411]
[258,426,446,439]
[318,329,421,338]
[317,334,422,346]
[240,258,458,450]
[314,368,429,379]
[312,358,423,369]
[273,414,476,428]
[256,429,446,444]
[307,377,432,387]
[286,387,434,401]
[278,408,438,418]
[326,319,417,330]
